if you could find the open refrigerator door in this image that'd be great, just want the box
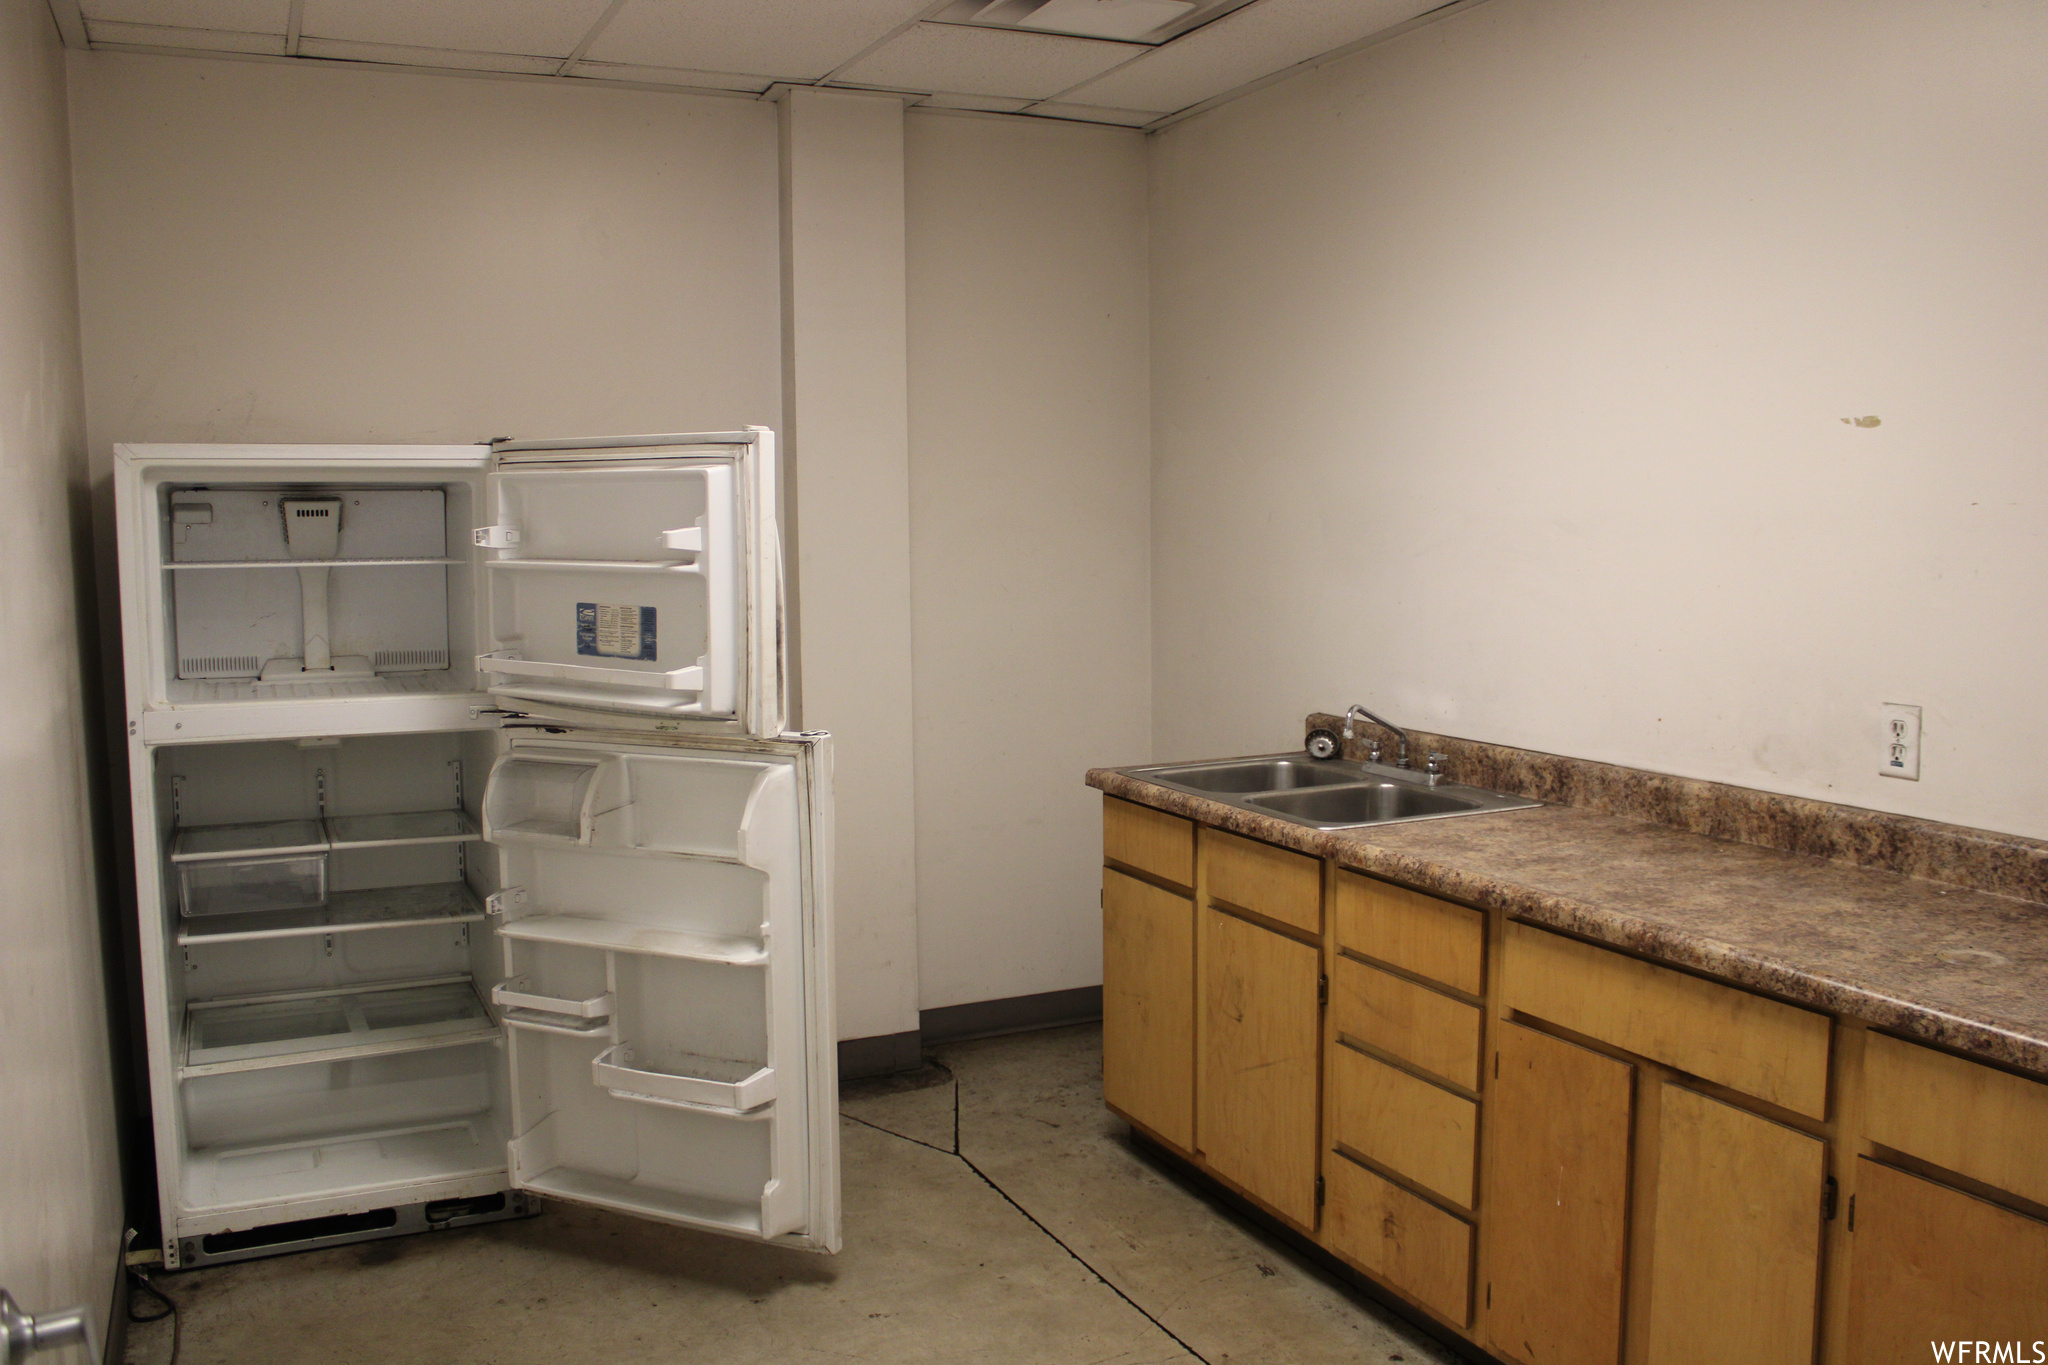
[479,731,838,1251]
[475,429,786,739]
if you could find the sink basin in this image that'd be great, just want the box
[1247,783,1482,825]
[1121,751,1541,830]
[1138,758,1360,794]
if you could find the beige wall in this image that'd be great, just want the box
[904,111,1151,1010]
[67,52,784,450]
[0,1,122,1356]
[66,53,1159,1041]
[782,88,922,1041]
[1149,0,2048,837]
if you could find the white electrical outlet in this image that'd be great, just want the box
[1880,702,1921,780]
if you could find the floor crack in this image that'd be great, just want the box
[847,1076,1215,1365]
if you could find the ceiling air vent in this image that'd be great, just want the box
[938,0,1250,45]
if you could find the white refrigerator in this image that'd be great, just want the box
[113,430,839,1269]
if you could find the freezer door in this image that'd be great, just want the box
[480,732,838,1251]
[477,430,785,737]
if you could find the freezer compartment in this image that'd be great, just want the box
[167,487,455,683]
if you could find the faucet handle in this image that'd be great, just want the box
[1424,752,1449,784]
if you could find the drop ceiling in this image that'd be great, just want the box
[49,0,1472,129]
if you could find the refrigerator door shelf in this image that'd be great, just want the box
[592,1044,776,1114]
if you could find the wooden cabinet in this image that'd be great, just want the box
[1334,870,1483,995]
[1331,953,1482,1091]
[1197,903,1321,1226]
[1644,1083,1825,1365]
[1502,921,1831,1119]
[1103,796,1193,889]
[1101,867,1195,1150]
[1330,1044,1477,1209]
[1485,1019,1635,1365]
[1324,1152,1474,1326]
[1862,1030,2048,1206]
[1096,792,2048,1365]
[1203,827,1321,935]
[1846,1157,2048,1363]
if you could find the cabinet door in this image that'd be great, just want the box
[1847,1157,2048,1363]
[1198,907,1321,1227]
[1102,868,1195,1150]
[1644,1083,1825,1365]
[1485,1020,1634,1365]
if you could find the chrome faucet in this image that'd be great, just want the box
[1343,704,1411,769]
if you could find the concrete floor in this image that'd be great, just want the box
[124,1024,1461,1364]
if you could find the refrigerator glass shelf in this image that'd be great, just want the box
[181,979,496,1077]
[175,881,486,945]
[172,810,480,863]
[163,557,462,570]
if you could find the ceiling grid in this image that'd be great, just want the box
[52,0,1483,130]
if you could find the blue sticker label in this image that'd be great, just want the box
[577,603,657,661]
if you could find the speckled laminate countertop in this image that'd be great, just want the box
[1088,766,2048,1079]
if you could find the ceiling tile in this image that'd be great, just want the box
[587,0,932,82]
[299,0,611,58]
[294,37,562,74]
[84,17,285,51]
[1059,0,1441,113]
[79,0,285,31]
[833,22,1135,99]
[568,61,774,93]
[1029,101,1159,126]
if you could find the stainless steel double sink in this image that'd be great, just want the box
[1123,753,1540,831]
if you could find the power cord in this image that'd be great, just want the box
[122,1230,180,1365]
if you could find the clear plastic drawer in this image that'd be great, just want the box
[177,853,328,919]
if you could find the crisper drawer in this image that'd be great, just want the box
[182,1041,495,1148]
[1503,922,1831,1119]
[1862,1032,2048,1206]
[1322,1153,1473,1327]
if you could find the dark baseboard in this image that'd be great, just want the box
[837,1030,923,1081]
[837,986,1104,1080]
[921,985,1103,1044]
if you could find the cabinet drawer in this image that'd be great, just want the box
[1323,1153,1472,1327]
[1863,1032,2048,1207]
[1104,796,1194,889]
[1330,1043,1477,1208]
[1202,828,1320,936]
[1502,922,1831,1119]
[1331,954,1483,1092]
[1333,872,1484,996]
